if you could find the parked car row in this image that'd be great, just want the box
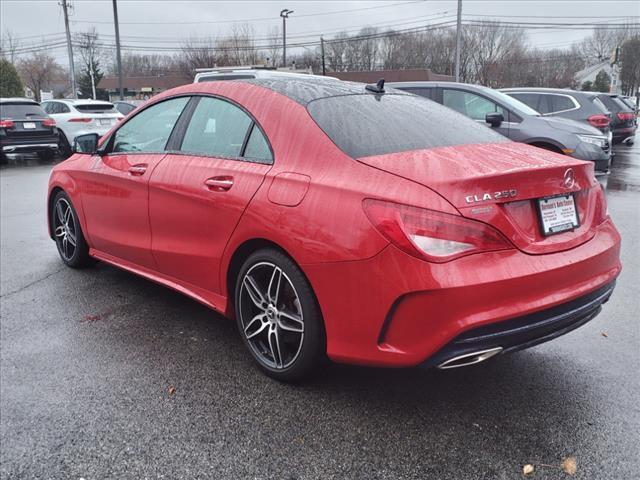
[1,97,126,163]
[389,82,636,174]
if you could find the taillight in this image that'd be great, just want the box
[587,114,610,129]
[43,118,56,127]
[0,120,15,129]
[69,118,92,123]
[363,199,513,263]
[593,185,609,225]
[617,112,634,122]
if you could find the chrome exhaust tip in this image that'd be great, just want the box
[437,347,503,370]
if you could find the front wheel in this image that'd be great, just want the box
[235,248,326,382]
[51,191,93,268]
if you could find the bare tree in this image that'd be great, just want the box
[17,52,64,101]
[176,37,218,77]
[264,26,281,68]
[0,30,20,63]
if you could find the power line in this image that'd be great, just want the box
[69,1,423,25]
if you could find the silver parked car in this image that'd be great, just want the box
[389,82,611,173]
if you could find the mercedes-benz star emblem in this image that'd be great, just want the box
[563,168,575,189]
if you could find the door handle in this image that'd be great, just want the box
[128,164,147,176]
[205,176,234,192]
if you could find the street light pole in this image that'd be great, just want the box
[454,0,462,82]
[112,0,124,100]
[280,9,293,68]
[320,35,326,76]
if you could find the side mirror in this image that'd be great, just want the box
[485,112,504,128]
[73,133,100,154]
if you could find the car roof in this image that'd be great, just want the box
[44,99,114,105]
[500,87,591,96]
[195,70,339,82]
[237,77,404,106]
[0,97,38,104]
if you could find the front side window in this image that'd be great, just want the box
[112,97,189,153]
[443,90,506,121]
[180,97,252,158]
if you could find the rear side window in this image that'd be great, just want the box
[112,97,189,153]
[548,95,576,113]
[307,93,508,159]
[399,87,436,100]
[508,93,544,112]
[243,124,272,164]
[180,97,252,158]
[0,103,47,119]
[75,103,118,114]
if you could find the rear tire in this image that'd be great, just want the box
[58,133,72,159]
[234,248,326,382]
[51,191,93,268]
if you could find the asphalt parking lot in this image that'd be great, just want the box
[1,146,638,479]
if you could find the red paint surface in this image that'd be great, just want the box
[48,81,621,367]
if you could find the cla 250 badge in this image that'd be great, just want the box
[465,190,518,203]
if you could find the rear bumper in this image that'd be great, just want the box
[421,280,615,369]
[303,218,621,367]
[2,142,58,153]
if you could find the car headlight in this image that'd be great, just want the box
[577,134,606,147]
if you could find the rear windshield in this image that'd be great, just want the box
[307,93,508,158]
[0,103,47,119]
[75,103,118,113]
[198,74,255,82]
[590,96,610,114]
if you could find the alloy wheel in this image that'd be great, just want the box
[53,197,77,261]
[238,262,305,369]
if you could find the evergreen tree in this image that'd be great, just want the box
[593,70,611,93]
[0,59,24,97]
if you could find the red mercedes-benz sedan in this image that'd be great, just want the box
[47,78,621,381]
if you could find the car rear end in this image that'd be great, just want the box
[598,94,637,145]
[66,101,123,140]
[301,92,621,369]
[0,99,59,159]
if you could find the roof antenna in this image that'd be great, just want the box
[365,78,385,94]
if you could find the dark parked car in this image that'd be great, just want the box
[113,100,146,116]
[0,98,59,163]
[389,82,611,172]
[596,93,636,145]
[500,88,613,140]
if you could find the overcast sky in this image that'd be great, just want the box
[2,0,639,68]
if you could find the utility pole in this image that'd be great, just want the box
[112,0,124,100]
[60,0,77,99]
[454,0,462,82]
[320,36,326,76]
[280,9,293,68]
[89,55,96,99]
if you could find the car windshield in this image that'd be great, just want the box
[485,88,541,116]
[307,93,509,159]
[0,103,48,119]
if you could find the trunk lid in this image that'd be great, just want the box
[358,142,603,255]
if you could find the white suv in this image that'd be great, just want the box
[41,99,123,154]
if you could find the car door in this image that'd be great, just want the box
[442,88,510,138]
[79,96,190,269]
[148,95,273,294]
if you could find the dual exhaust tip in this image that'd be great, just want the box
[437,347,503,370]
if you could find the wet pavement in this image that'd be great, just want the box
[1,145,639,479]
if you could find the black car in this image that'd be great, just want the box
[0,98,60,163]
[596,93,636,145]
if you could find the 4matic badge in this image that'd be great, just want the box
[465,190,518,203]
